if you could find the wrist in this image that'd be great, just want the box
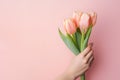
[63,69,75,80]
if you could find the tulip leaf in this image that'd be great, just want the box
[83,26,92,48]
[75,28,81,51]
[71,33,79,51]
[58,28,80,55]
[71,34,77,46]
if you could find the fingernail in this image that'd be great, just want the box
[89,43,93,47]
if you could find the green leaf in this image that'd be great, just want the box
[83,25,92,48]
[75,28,81,51]
[58,28,80,55]
[71,33,77,46]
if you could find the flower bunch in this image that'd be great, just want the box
[58,11,97,80]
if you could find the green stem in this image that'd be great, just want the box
[80,33,85,80]
[80,33,85,52]
[81,74,85,80]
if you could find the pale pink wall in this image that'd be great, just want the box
[0,0,120,80]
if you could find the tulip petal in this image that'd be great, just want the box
[73,11,82,27]
[89,12,97,26]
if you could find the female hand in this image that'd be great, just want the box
[56,43,94,80]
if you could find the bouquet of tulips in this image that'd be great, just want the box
[58,11,97,80]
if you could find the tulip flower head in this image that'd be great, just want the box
[79,13,91,34]
[88,12,97,26]
[73,11,82,27]
[63,18,77,34]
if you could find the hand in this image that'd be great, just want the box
[56,43,94,80]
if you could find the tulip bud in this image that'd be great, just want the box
[63,18,77,34]
[79,13,91,34]
[73,11,82,27]
[88,12,97,26]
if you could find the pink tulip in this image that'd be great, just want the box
[88,12,97,26]
[73,11,82,27]
[79,13,91,33]
[63,18,77,34]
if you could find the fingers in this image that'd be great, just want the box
[85,50,93,63]
[88,56,94,66]
[80,56,94,75]
[81,56,94,74]
[81,43,93,56]
[79,64,90,76]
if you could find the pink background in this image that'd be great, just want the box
[0,0,120,80]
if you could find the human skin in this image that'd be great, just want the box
[56,43,94,80]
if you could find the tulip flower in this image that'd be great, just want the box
[88,12,97,26]
[73,11,82,27]
[63,18,77,34]
[79,13,91,34]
